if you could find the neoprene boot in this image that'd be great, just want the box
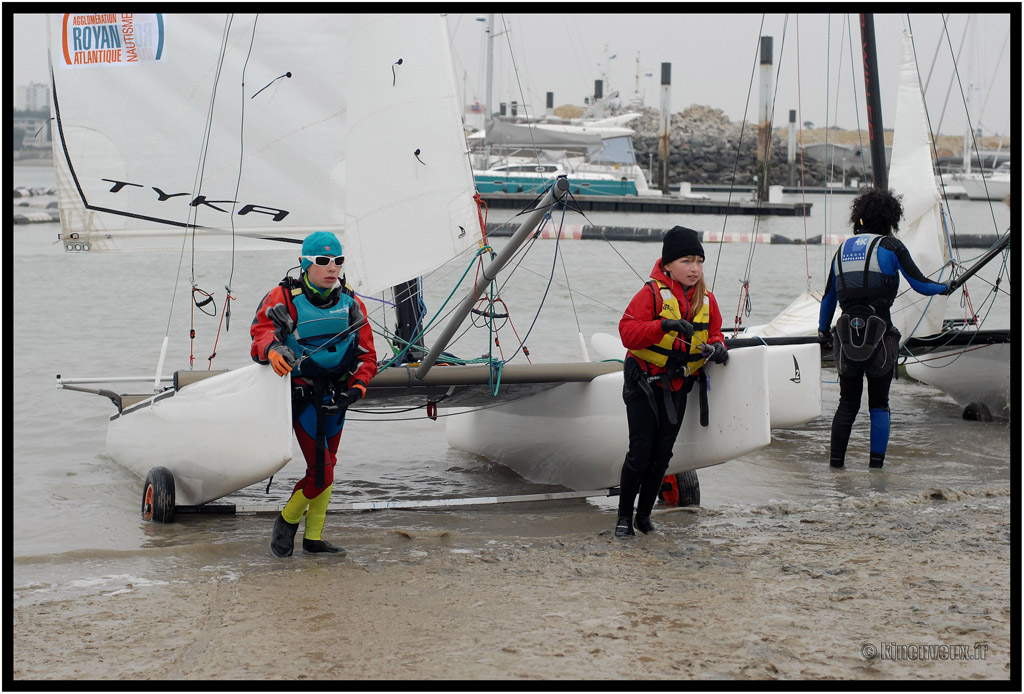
[829,403,859,468]
[632,460,665,534]
[634,516,656,534]
[614,516,635,538]
[269,514,299,558]
[869,452,885,469]
[302,538,346,555]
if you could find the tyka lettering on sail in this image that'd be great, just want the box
[101,178,290,221]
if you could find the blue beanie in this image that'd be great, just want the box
[301,231,343,271]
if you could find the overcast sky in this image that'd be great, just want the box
[13,11,1013,138]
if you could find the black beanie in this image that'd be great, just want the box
[661,226,705,265]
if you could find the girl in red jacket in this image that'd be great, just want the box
[615,226,727,537]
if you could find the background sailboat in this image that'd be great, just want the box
[886,30,1011,420]
[736,22,1010,419]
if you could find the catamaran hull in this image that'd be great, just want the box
[590,333,821,430]
[106,365,293,506]
[760,342,822,428]
[445,345,773,490]
[904,342,1011,419]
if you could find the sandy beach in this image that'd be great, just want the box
[13,486,1011,682]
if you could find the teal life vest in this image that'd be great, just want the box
[283,287,360,380]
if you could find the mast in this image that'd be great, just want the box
[485,13,494,123]
[962,14,974,173]
[859,13,888,190]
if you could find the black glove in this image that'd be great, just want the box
[660,318,695,340]
[322,387,363,416]
[335,387,364,407]
[817,330,833,353]
[707,342,729,364]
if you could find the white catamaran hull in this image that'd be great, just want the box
[445,345,772,490]
[762,342,822,428]
[589,333,821,430]
[904,342,1011,419]
[106,365,293,506]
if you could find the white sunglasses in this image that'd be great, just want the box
[302,255,344,267]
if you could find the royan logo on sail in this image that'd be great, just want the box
[60,13,164,68]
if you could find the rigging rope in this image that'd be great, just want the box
[846,16,869,181]
[711,13,765,295]
[794,16,813,291]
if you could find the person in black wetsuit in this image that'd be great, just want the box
[818,188,950,469]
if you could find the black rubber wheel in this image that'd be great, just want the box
[658,470,701,507]
[675,470,700,507]
[142,467,176,523]
[962,402,993,422]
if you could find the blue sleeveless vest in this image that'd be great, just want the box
[283,290,359,379]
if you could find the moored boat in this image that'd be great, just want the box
[956,161,1012,201]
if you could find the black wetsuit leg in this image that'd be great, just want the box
[830,368,865,467]
[619,381,686,518]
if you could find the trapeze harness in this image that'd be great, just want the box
[281,280,363,488]
[830,234,900,378]
[628,279,711,426]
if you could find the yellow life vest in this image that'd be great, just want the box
[629,279,710,376]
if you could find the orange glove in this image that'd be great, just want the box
[267,344,295,377]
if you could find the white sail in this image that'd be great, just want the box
[47,13,479,294]
[887,31,951,343]
[342,14,480,295]
[50,13,485,508]
[742,289,828,338]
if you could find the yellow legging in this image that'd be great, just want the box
[281,484,333,540]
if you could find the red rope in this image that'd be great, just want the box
[473,192,489,246]
[189,286,214,368]
[207,291,236,370]
[959,284,979,328]
[733,280,751,332]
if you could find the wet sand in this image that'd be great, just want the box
[13,487,1011,682]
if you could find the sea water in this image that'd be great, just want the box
[11,164,1012,603]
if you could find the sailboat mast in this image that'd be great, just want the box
[485,13,495,123]
[859,13,888,191]
[962,14,975,173]
[414,178,569,379]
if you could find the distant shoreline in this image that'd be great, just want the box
[13,158,54,167]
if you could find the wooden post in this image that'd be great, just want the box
[756,36,773,202]
[658,62,671,194]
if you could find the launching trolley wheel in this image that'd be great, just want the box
[142,467,176,523]
[658,470,701,508]
[962,402,993,422]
